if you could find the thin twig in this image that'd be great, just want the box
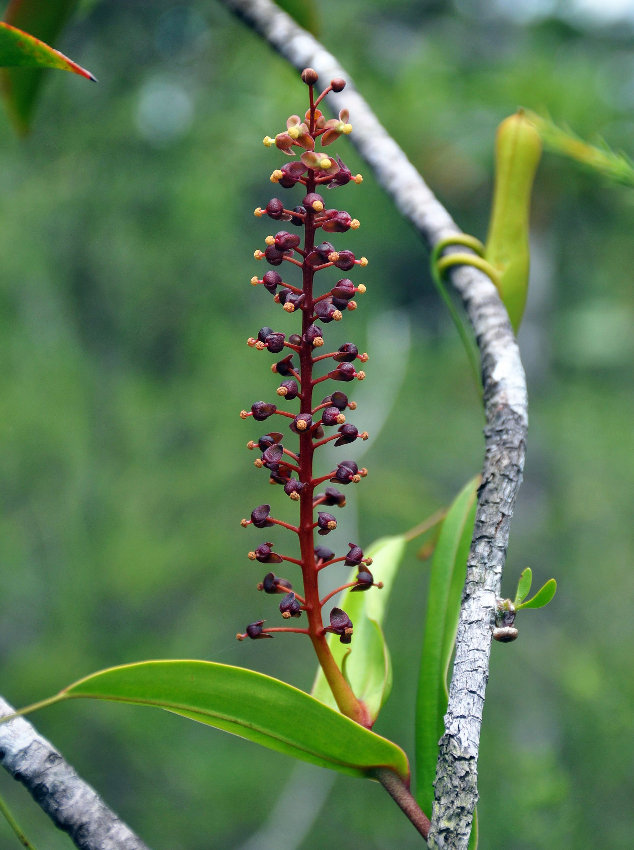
[219,3,528,847]
[0,696,151,850]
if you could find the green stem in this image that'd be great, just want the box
[0,788,38,849]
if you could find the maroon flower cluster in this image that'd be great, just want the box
[236,69,382,663]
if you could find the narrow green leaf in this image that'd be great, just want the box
[516,578,557,610]
[311,535,407,722]
[414,476,479,813]
[23,660,409,781]
[513,566,533,606]
[1,0,94,133]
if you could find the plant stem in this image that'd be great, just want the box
[374,768,430,842]
[0,789,38,849]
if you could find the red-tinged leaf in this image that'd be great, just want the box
[1,0,94,134]
[0,22,94,77]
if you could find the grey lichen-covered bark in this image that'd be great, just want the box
[0,696,151,850]
[220,2,529,847]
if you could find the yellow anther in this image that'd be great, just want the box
[357,371,366,381]
[328,251,339,262]
[240,410,249,419]
[347,300,358,311]
[255,340,267,350]
[359,352,369,362]
[270,169,283,183]
[313,337,324,347]
[265,235,275,246]
[353,174,363,184]
[348,401,357,410]
[319,158,331,169]
[289,491,300,501]
[277,387,288,396]
[312,201,324,212]
[254,207,263,217]
[333,310,343,321]
[248,551,256,560]
[360,431,369,440]
[337,413,346,424]
[356,284,367,294]
[359,257,368,266]
[350,219,360,229]
[263,136,275,147]
[254,459,263,468]
[240,519,249,527]
[288,126,300,139]
[247,337,257,347]
[254,250,265,259]
[250,276,259,286]
[343,123,353,134]
[283,303,295,313]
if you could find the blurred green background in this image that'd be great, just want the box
[0,1,632,847]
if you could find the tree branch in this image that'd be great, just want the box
[0,696,151,850]
[220,2,528,847]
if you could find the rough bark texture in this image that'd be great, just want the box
[0,696,150,850]
[220,2,529,847]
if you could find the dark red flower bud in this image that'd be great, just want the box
[321,405,345,426]
[262,443,284,465]
[273,354,296,375]
[265,198,284,219]
[261,572,292,593]
[331,460,358,485]
[312,424,325,439]
[290,205,306,226]
[258,326,274,343]
[288,334,302,346]
[314,299,340,323]
[253,542,283,564]
[345,543,364,566]
[245,620,273,639]
[303,192,325,211]
[331,279,355,301]
[302,68,319,85]
[284,478,305,498]
[263,270,282,293]
[333,343,359,362]
[278,379,299,400]
[264,244,287,266]
[274,231,301,251]
[314,545,335,563]
[269,463,292,485]
[257,431,283,451]
[251,401,277,421]
[330,78,346,92]
[317,512,337,535]
[322,211,353,233]
[324,391,350,410]
[251,504,273,528]
[290,413,312,433]
[266,332,286,353]
[321,487,346,507]
[304,324,324,346]
[278,162,307,188]
[326,607,353,643]
[278,289,305,311]
[315,241,335,259]
[327,362,356,382]
[334,423,359,446]
[328,157,352,188]
[332,250,355,271]
[279,592,302,618]
[352,569,374,591]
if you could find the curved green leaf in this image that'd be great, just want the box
[311,534,407,722]
[516,578,557,610]
[1,0,94,133]
[26,660,409,781]
[513,566,533,606]
[414,476,479,813]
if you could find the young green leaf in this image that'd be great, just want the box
[17,660,410,782]
[513,566,533,606]
[1,0,94,133]
[414,476,479,814]
[516,578,557,610]
[312,534,407,723]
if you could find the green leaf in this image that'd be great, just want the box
[311,534,407,722]
[23,660,409,782]
[513,566,533,606]
[414,476,479,813]
[1,1,94,134]
[516,578,557,610]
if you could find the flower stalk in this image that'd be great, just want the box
[237,68,378,729]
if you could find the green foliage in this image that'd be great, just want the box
[21,660,410,780]
[513,566,533,606]
[516,578,557,611]
[312,534,407,723]
[415,476,478,813]
[0,0,91,133]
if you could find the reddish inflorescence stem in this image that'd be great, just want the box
[236,69,380,728]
